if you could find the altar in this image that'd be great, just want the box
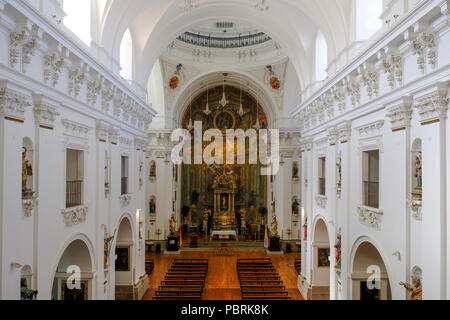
[211,165,238,232]
[211,230,237,241]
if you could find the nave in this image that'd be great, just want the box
[143,250,303,301]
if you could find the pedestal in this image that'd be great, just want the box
[167,235,179,252]
[269,236,281,252]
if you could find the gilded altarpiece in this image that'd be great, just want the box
[181,86,268,229]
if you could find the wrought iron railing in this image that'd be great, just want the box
[66,180,82,208]
[319,178,326,196]
[177,32,272,49]
[121,177,128,195]
[363,181,379,208]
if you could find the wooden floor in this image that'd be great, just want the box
[143,250,304,300]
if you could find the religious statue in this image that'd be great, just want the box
[334,230,342,269]
[22,148,33,195]
[270,214,278,237]
[303,217,308,240]
[292,197,300,215]
[240,208,247,230]
[104,229,116,268]
[292,162,299,178]
[20,278,38,300]
[221,195,227,210]
[400,270,422,300]
[414,153,422,189]
[203,208,211,234]
[336,154,342,189]
[149,198,156,214]
[271,200,276,214]
[169,213,177,235]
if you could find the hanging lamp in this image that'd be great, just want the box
[204,81,211,115]
[219,77,228,108]
[238,80,244,116]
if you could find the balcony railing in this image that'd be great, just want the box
[177,32,272,49]
[319,178,326,196]
[66,180,82,208]
[363,181,379,208]
[121,177,128,195]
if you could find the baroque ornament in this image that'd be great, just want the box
[357,205,383,229]
[62,205,88,227]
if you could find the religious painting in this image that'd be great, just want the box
[360,281,380,301]
[213,110,236,131]
[115,246,130,271]
[61,280,88,300]
[317,247,330,268]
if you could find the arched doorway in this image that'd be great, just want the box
[51,237,94,300]
[350,240,392,300]
[311,218,330,300]
[114,216,134,300]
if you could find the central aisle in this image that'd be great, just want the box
[143,250,304,300]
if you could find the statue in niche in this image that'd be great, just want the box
[334,229,342,269]
[292,162,299,178]
[169,213,177,235]
[20,278,38,300]
[104,229,116,269]
[336,154,342,189]
[270,214,278,237]
[292,197,300,215]
[22,147,33,196]
[149,161,156,179]
[414,153,422,189]
[400,269,422,300]
[149,197,156,214]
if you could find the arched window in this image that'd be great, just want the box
[315,31,328,81]
[63,0,91,46]
[356,0,382,41]
[120,29,133,81]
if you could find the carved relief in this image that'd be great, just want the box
[62,205,88,227]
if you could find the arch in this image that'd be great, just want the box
[171,71,278,128]
[114,213,135,298]
[50,233,96,300]
[349,235,393,300]
[311,216,331,298]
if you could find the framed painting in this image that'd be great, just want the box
[61,280,88,300]
[115,246,130,271]
[360,281,380,301]
[317,247,330,268]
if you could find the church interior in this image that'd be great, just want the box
[0,0,449,302]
